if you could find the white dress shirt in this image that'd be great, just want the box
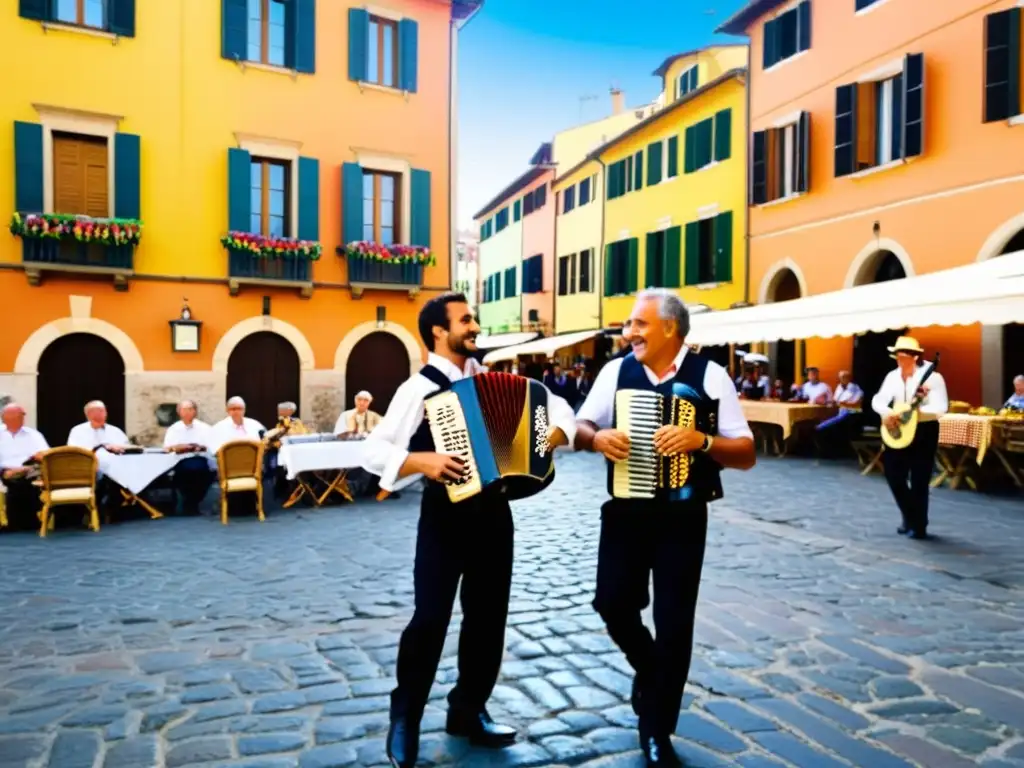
[834,382,864,411]
[576,346,754,440]
[0,427,50,469]
[163,419,213,449]
[362,352,579,493]
[799,380,833,404]
[871,365,949,422]
[67,422,129,450]
[209,417,266,452]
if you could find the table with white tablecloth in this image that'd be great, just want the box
[97,449,209,519]
[277,440,367,507]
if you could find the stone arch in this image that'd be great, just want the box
[758,258,808,304]
[976,212,1024,406]
[14,317,144,375]
[334,320,422,373]
[212,316,315,373]
[844,237,916,288]
[975,210,1024,262]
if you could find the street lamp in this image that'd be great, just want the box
[169,298,202,352]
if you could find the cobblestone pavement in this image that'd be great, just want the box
[2,453,1024,768]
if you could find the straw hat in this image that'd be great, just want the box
[888,335,924,357]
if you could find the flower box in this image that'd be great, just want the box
[347,258,423,286]
[221,231,322,261]
[10,212,142,247]
[227,249,311,283]
[21,237,134,270]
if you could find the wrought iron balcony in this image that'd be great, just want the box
[346,258,424,300]
[21,238,135,290]
[226,249,314,297]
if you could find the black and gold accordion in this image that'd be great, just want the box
[612,387,699,501]
[424,372,555,503]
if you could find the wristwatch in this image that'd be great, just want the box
[700,433,714,453]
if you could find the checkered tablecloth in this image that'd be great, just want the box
[938,415,997,464]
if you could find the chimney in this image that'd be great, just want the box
[610,88,625,116]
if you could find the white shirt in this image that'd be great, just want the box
[209,416,266,452]
[163,419,213,449]
[362,352,579,493]
[799,380,832,403]
[67,422,129,450]
[576,346,754,440]
[0,427,50,469]
[834,382,864,410]
[871,365,949,422]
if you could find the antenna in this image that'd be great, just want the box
[578,93,598,122]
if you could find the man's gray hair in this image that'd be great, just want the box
[278,401,297,411]
[84,400,105,413]
[635,289,690,338]
[1015,374,1024,384]
[226,396,246,408]
[178,399,197,411]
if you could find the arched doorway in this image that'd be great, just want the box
[767,268,803,387]
[1000,229,1024,400]
[226,332,300,429]
[345,332,410,415]
[37,334,126,447]
[852,250,908,425]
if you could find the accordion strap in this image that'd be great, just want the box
[419,364,453,393]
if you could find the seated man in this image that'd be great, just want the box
[265,402,309,499]
[816,370,864,455]
[67,400,131,512]
[209,396,265,453]
[793,367,833,405]
[0,403,49,530]
[1004,374,1024,411]
[163,399,215,515]
[335,391,381,439]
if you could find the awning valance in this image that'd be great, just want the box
[687,251,1024,346]
[482,329,601,364]
[474,331,539,350]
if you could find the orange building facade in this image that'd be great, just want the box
[721,0,1024,406]
[1,0,478,445]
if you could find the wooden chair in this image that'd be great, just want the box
[37,447,99,537]
[853,426,884,475]
[0,482,7,530]
[216,440,265,525]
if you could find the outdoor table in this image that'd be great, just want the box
[933,415,1022,490]
[277,440,366,507]
[740,401,837,455]
[97,448,208,520]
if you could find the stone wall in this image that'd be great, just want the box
[126,371,226,446]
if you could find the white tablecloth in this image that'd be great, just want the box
[97,450,208,495]
[278,441,367,480]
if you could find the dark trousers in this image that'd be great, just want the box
[883,420,939,533]
[174,456,215,512]
[391,488,514,721]
[593,499,708,737]
[2,475,42,531]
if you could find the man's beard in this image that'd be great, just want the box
[447,333,477,356]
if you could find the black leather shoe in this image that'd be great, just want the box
[907,529,929,540]
[445,709,517,748]
[386,716,420,768]
[897,524,910,535]
[642,736,682,767]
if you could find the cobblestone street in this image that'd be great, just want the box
[2,453,1024,768]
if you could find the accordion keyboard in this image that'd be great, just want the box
[613,390,663,499]
[424,391,483,501]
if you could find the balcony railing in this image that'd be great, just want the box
[347,258,424,299]
[228,250,312,283]
[21,238,135,289]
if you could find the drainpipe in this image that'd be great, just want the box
[551,176,558,336]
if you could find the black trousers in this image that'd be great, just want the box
[173,456,215,511]
[2,475,42,531]
[390,487,514,721]
[883,420,939,533]
[593,498,708,737]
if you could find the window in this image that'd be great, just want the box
[534,184,547,209]
[834,53,925,177]
[495,206,509,232]
[855,0,881,9]
[362,169,399,244]
[513,199,522,222]
[684,211,733,286]
[677,65,698,99]
[644,227,682,289]
[667,136,679,179]
[562,185,576,214]
[558,255,572,296]
[368,15,399,88]
[607,160,631,200]
[603,239,637,296]
[523,191,535,216]
[684,109,731,173]
[751,112,811,204]
[984,8,1022,123]
[55,0,105,28]
[647,141,663,185]
[504,266,517,298]
[224,0,314,72]
[247,0,287,67]
[251,158,290,237]
[522,254,543,293]
[579,248,594,292]
[578,177,591,205]
[763,1,811,70]
[53,133,109,218]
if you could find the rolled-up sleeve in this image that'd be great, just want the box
[362,378,428,493]
[576,360,621,429]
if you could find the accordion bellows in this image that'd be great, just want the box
[613,389,697,500]
[425,372,554,503]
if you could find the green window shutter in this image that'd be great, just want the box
[513,199,521,221]
[113,133,141,220]
[289,0,316,73]
[664,225,681,288]
[902,52,925,159]
[684,126,696,173]
[341,162,364,244]
[606,163,617,199]
[18,0,50,21]
[696,119,713,168]
[684,221,700,286]
[627,238,639,293]
[14,121,44,213]
[647,141,663,185]
[667,136,679,177]
[714,109,732,161]
[222,0,247,61]
[603,244,615,296]
[399,19,419,92]
[108,0,136,37]
[348,8,369,82]
[227,147,251,232]
[644,232,659,288]
[713,211,733,283]
[689,67,698,91]
[410,168,431,247]
[633,151,643,190]
[297,156,320,241]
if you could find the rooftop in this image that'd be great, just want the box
[716,0,789,36]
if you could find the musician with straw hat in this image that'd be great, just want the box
[870,335,948,540]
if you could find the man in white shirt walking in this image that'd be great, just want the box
[164,400,214,515]
[871,336,948,539]
[0,403,49,529]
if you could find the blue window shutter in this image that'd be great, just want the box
[114,133,141,220]
[108,0,136,37]
[410,168,431,247]
[18,0,50,21]
[797,112,811,193]
[902,52,925,159]
[227,148,251,232]
[341,162,364,245]
[291,0,316,73]
[762,19,777,69]
[222,0,247,61]
[399,19,419,92]
[297,156,319,241]
[348,8,369,82]
[834,83,858,177]
[797,1,811,52]
[14,121,44,213]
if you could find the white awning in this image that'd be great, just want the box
[482,329,602,364]
[687,251,1024,346]
[474,331,539,350]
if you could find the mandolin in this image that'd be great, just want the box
[881,353,941,450]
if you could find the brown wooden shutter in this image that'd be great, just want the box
[53,134,109,217]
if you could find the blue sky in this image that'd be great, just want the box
[456,0,748,230]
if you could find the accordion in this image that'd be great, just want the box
[612,387,698,501]
[424,372,555,503]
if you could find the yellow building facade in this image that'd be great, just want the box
[552,160,603,334]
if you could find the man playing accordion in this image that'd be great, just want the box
[362,292,578,768]
[575,289,756,767]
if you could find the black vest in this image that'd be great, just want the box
[607,350,724,503]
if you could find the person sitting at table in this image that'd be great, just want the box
[335,391,381,440]
[815,371,864,456]
[739,365,770,400]
[792,367,833,405]
[264,402,309,500]
[67,400,131,514]
[1004,374,1024,411]
[769,379,787,400]
[163,399,215,515]
[0,403,49,530]
[210,397,266,453]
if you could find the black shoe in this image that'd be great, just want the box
[897,524,910,535]
[907,529,929,540]
[445,709,517,748]
[631,676,642,716]
[642,736,681,767]
[386,716,420,768]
